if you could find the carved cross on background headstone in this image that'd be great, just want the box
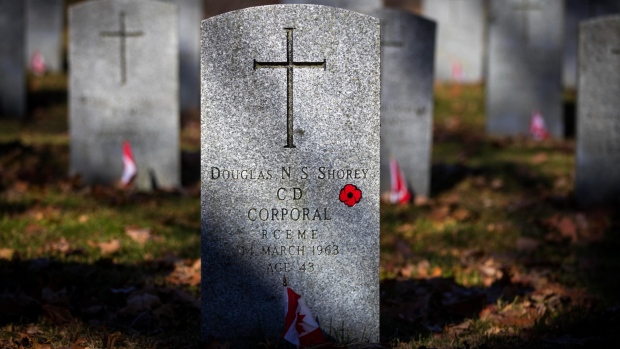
[100,12,144,85]
[254,28,326,148]
[511,0,542,45]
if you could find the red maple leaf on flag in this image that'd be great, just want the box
[296,313,307,335]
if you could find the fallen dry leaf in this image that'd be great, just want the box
[453,208,471,221]
[125,225,152,245]
[0,248,15,260]
[531,152,549,165]
[97,239,121,255]
[48,237,71,254]
[543,215,578,243]
[165,259,201,286]
[398,263,415,278]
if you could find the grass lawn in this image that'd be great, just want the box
[1,75,619,348]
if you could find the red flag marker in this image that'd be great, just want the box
[30,51,46,76]
[120,141,137,187]
[282,277,325,348]
[529,111,549,141]
[389,157,411,205]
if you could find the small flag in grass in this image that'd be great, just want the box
[283,277,325,348]
[529,111,549,141]
[389,156,411,205]
[30,51,46,76]
[120,141,137,187]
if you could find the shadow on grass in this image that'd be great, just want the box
[380,274,534,343]
[0,257,200,347]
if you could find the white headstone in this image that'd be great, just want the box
[26,0,65,73]
[372,8,436,199]
[201,4,380,345]
[422,0,485,83]
[486,0,564,137]
[69,0,180,190]
[575,15,620,206]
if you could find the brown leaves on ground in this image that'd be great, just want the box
[165,258,201,287]
[88,239,122,256]
[0,248,15,260]
[124,225,153,245]
[541,211,609,245]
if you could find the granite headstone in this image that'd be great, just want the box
[575,15,620,206]
[422,0,485,83]
[69,0,179,190]
[201,4,380,345]
[371,8,435,199]
[157,0,202,113]
[486,0,564,137]
[0,0,26,118]
[281,0,382,14]
[26,0,65,73]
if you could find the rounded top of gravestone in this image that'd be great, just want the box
[201,4,380,24]
[579,13,620,28]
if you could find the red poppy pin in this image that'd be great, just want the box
[339,184,362,207]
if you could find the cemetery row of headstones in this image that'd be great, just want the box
[2,0,619,344]
[0,0,202,120]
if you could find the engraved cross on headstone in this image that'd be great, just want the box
[380,20,403,47]
[254,28,326,148]
[100,12,144,85]
[511,0,542,45]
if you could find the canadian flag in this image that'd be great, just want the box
[389,157,411,205]
[529,111,549,140]
[30,51,46,76]
[120,141,137,187]
[283,284,325,348]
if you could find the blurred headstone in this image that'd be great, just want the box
[371,8,435,199]
[575,15,620,206]
[69,0,180,190]
[26,0,65,73]
[201,4,380,345]
[486,0,564,137]
[157,0,202,114]
[0,0,26,118]
[422,0,485,83]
